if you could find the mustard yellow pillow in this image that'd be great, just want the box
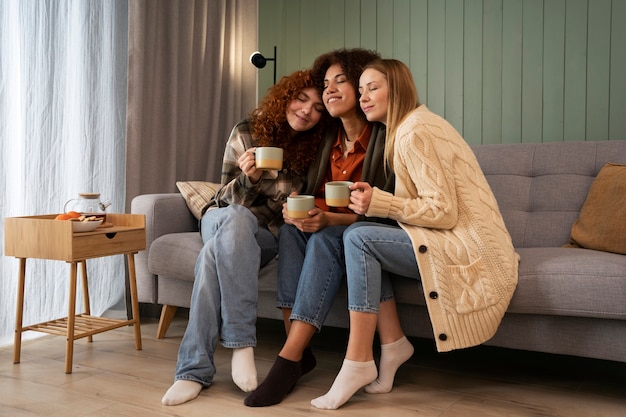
[176,181,221,220]
[567,163,626,254]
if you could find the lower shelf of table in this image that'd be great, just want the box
[21,314,138,340]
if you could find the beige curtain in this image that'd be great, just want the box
[125,0,258,208]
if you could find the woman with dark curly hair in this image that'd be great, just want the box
[245,48,396,407]
[162,69,329,406]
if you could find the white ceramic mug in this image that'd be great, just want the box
[325,181,353,207]
[287,195,315,218]
[255,147,283,170]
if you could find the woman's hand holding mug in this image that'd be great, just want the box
[348,181,373,215]
[238,147,262,184]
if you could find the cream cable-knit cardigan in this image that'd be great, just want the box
[366,105,519,352]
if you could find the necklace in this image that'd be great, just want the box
[342,133,355,159]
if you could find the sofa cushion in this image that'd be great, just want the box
[176,181,220,220]
[390,246,626,320]
[149,232,203,281]
[566,163,626,255]
[473,141,626,249]
[507,247,626,319]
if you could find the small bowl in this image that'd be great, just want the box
[72,219,103,232]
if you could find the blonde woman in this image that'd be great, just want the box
[312,59,519,409]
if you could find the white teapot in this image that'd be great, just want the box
[63,193,111,216]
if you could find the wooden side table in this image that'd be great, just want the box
[4,213,146,373]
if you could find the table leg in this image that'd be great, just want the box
[65,262,78,374]
[126,253,142,350]
[13,258,26,364]
[80,260,93,343]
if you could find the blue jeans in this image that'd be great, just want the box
[276,224,348,330]
[174,204,278,386]
[276,223,396,330]
[343,222,419,313]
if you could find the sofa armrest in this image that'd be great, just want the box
[130,193,198,303]
[131,193,199,247]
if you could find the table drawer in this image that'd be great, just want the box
[72,229,146,260]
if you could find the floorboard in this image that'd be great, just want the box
[1,315,625,416]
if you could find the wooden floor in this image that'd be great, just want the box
[2,314,626,417]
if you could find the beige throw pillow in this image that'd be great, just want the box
[176,181,221,220]
[566,163,626,254]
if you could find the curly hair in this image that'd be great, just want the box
[311,48,381,120]
[249,69,329,175]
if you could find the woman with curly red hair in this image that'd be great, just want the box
[162,69,328,406]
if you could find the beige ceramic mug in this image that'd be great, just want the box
[325,181,353,207]
[287,195,315,218]
[255,147,283,170]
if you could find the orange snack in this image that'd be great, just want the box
[55,214,71,220]
[67,211,81,218]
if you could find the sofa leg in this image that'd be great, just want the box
[156,305,178,339]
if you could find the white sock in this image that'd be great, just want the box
[365,336,414,394]
[161,380,203,406]
[231,347,258,392]
[310,359,377,410]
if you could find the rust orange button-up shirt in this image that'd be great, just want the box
[315,123,372,213]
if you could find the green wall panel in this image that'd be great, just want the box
[501,0,523,143]
[610,0,626,140]
[586,0,611,140]
[360,0,377,50]
[543,0,566,142]
[393,0,412,65]
[444,0,464,133]
[482,0,503,144]
[521,0,543,143]
[409,0,428,100]
[463,0,483,144]
[426,0,445,116]
[344,0,362,48]
[564,0,587,141]
[376,1,393,57]
[258,0,626,144]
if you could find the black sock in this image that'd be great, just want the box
[301,346,317,376]
[244,356,302,407]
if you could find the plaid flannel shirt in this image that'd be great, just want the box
[208,120,305,237]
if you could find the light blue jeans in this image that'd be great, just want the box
[174,204,278,386]
[276,223,395,330]
[343,222,420,313]
[276,224,348,330]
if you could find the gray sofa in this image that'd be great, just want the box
[131,140,626,363]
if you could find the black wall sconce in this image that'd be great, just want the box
[249,45,277,85]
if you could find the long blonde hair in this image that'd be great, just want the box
[363,59,419,170]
